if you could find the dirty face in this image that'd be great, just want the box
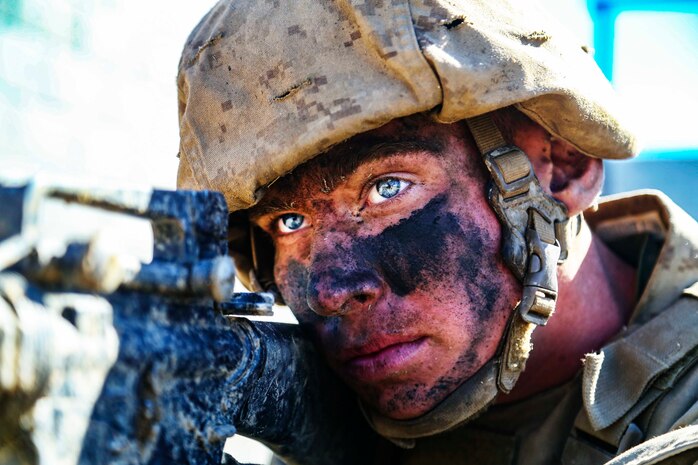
[250,115,520,419]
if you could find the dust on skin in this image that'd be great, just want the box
[250,114,520,419]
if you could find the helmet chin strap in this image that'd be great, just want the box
[466,112,580,392]
[361,112,582,445]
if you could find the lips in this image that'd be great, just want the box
[338,336,429,382]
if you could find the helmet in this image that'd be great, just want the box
[176,0,638,442]
[177,0,637,290]
[177,0,637,206]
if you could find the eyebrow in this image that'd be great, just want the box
[249,198,299,220]
[248,139,443,220]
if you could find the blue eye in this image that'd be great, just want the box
[377,178,401,198]
[278,213,307,234]
[369,178,408,204]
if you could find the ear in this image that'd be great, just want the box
[493,108,604,217]
[544,138,604,216]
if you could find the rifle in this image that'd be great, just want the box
[0,181,381,465]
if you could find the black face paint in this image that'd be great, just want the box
[282,194,501,324]
[367,194,474,296]
[361,194,499,325]
[278,193,505,415]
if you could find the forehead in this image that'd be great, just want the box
[252,114,468,212]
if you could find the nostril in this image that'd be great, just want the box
[307,269,382,316]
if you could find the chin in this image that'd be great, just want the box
[355,379,450,420]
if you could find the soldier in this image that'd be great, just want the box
[176,0,698,463]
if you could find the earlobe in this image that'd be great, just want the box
[547,138,604,216]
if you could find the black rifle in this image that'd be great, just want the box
[0,182,381,465]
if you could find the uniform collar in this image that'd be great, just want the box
[585,189,698,324]
[580,190,698,434]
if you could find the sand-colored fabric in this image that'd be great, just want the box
[605,426,698,465]
[586,191,698,326]
[177,0,638,211]
[571,191,698,461]
[576,286,698,445]
[555,193,698,464]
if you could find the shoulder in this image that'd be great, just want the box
[567,284,698,464]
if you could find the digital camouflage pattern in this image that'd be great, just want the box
[177,0,642,294]
[176,0,638,212]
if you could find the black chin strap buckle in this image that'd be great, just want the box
[519,223,561,326]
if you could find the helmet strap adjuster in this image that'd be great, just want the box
[466,112,582,393]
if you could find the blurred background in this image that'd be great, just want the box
[0,0,696,462]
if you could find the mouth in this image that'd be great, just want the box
[339,336,429,382]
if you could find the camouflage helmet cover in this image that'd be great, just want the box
[176,0,639,289]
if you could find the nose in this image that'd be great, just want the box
[306,236,383,316]
[307,267,383,316]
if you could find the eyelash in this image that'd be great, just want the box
[272,175,412,236]
[276,213,310,235]
[366,176,411,205]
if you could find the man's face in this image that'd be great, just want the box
[250,115,520,419]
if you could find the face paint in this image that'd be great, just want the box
[276,191,506,415]
[299,194,499,315]
[263,115,519,419]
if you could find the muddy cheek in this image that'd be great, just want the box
[276,259,308,315]
[276,259,332,334]
[348,195,453,296]
[354,194,499,318]
[277,193,505,337]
